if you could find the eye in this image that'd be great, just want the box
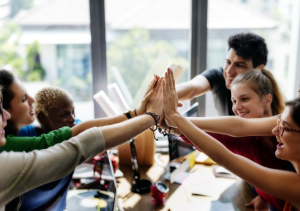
[22,95,27,103]
[242,98,249,102]
[232,100,236,104]
[72,110,75,118]
[61,112,69,118]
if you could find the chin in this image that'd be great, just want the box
[0,138,6,147]
[275,150,285,160]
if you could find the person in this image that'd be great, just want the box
[162,68,300,211]
[0,69,160,209]
[16,87,81,211]
[0,73,164,209]
[163,69,288,211]
[176,31,268,116]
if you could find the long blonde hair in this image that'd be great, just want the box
[231,69,285,115]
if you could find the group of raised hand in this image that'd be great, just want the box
[137,68,181,135]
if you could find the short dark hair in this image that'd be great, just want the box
[228,32,268,68]
[285,97,300,128]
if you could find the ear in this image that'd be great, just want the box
[265,94,273,107]
[255,64,265,69]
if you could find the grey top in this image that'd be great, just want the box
[0,127,105,208]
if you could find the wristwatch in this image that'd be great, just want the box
[123,109,132,119]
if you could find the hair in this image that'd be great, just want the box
[285,97,300,128]
[0,69,15,110]
[34,87,73,120]
[0,70,17,135]
[228,32,268,68]
[231,69,285,115]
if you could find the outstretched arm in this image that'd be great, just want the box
[163,68,300,208]
[186,115,276,137]
[71,76,160,137]
[176,75,210,102]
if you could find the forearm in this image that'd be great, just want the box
[187,116,276,137]
[71,114,127,137]
[176,82,196,101]
[0,127,105,207]
[101,114,155,150]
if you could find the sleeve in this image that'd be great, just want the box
[201,67,225,92]
[180,133,250,155]
[1,127,72,152]
[0,127,105,207]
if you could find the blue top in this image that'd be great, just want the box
[18,119,82,211]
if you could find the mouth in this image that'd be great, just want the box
[237,111,249,117]
[29,110,34,115]
[1,128,5,135]
[277,138,285,149]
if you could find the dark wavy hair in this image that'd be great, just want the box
[0,69,18,135]
[286,97,300,128]
[228,32,268,68]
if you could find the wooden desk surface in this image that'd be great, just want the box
[116,155,255,211]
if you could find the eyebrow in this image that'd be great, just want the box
[231,94,250,100]
[283,120,292,127]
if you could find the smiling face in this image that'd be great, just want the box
[6,79,35,131]
[273,107,300,162]
[0,106,11,147]
[231,83,272,118]
[39,96,76,132]
[223,49,255,89]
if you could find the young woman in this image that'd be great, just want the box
[16,87,81,211]
[0,69,161,210]
[163,68,300,211]
[163,69,289,211]
[0,76,164,208]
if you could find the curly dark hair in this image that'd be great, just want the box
[228,32,268,68]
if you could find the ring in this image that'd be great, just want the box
[170,87,174,89]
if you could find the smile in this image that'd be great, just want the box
[237,112,249,117]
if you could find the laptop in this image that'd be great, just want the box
[67,151,117,211]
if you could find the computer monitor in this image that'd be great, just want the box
[67,151,117,211]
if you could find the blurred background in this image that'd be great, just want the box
[0,0,297,120]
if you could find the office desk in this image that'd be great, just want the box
[116,155,255,211]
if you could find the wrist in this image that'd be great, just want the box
[168,111,180,125]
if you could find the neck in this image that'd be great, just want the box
[290,161,300,173]
[6,120,20,136]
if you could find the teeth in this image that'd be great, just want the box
[238,112,248,116]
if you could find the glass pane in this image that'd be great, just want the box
[0,0,93,121]
[105,0,191,111]
[206,0,294,116]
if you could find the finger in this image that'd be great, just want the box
[165,70,170,91]
[144,90,153,102]
[170,68,176,90]
[154,77,163,92]
[167,68,173,90]
[147,77,159,93]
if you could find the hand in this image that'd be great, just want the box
[136,75,160,116]
[162,68,180,123]
[245,195,270,211]
[145,77,164,118]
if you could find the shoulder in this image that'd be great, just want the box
[201,67,224,90]
[18,125,38,137]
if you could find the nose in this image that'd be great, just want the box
[272,125,279,137]
[3,109,11,120]
[235,100,243,110]
[29,95,35,104]
[226,64,236,76]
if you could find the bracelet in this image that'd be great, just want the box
[134,108,137,117]
[145,112,160,141]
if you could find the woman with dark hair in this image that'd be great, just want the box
[0,69,162,210]
[163,68,300,211]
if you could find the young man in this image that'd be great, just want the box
[176,32,274,211]
[176,32,268,116]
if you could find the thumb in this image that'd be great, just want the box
[245,201,254,207]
